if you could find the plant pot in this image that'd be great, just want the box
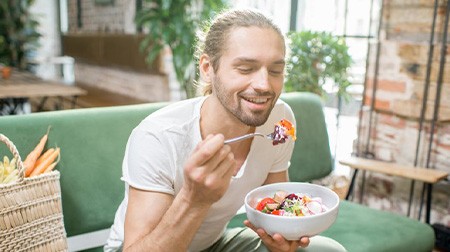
[1,67,11,79]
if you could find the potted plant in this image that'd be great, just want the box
[285,31,352,101]
[0,0,41,70]
[135,0,227,98]
[0,0,40,115]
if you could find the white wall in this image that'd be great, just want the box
[29,0,65,81]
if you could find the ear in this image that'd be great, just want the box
[199,54,213,83]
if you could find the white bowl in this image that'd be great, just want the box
[245,182,339,240]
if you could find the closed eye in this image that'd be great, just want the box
[237,68,253,74]
[269,67,284,76]
[269,70,283,76]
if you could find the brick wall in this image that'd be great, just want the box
[67,0,135,33]
[66,0,170,102]
[358,0,450,225]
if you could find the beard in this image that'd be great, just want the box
[212,75,276,127]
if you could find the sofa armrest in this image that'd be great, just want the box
[67,228,110,252]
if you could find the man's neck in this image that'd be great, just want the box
[200,96,255,140]
[200,95,255,173]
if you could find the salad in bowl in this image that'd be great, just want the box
[245,182,339,240]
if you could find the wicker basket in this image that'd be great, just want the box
[0,134,67,251]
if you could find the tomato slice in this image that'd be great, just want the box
[271,210,281,215]
[255,197,276,211]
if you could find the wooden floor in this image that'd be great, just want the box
[29,83,148,111]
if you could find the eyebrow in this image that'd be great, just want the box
[233,57,285,65]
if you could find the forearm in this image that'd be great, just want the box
[124,188,210,252]
[263,170,289,185]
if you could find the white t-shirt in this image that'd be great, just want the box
[105,96,296,252]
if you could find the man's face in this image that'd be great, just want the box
[211,27,285,127]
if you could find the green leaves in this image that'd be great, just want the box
[285,31,353,101]
[136,0,227,98]
[0,0,41,69]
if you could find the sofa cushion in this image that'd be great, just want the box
[228,200,435,252]
[323,200,435,251]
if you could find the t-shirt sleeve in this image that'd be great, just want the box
[121,126,175,195]
[269,103,296,173]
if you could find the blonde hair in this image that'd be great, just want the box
[195,9,285,95]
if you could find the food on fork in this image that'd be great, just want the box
[271,119,296,145]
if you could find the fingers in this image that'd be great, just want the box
[272,234,309,250]
[244,220,268,239]
[244,220,275,246]
[192,134,225,163]
[299,237,310,248]
[193,134,214,152]
[199,136,235,178]
[204,150,235,186]
[245,220,310,251]
[185,134,236,185]
[185,134,225,172]
[244,219,257,232]
[272,234,303,251]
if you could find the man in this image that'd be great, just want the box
[106,9,310,252]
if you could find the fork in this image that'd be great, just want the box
[224,133,274,144]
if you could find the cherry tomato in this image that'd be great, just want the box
[255,197,276,211]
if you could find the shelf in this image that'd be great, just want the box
[340,157,448,184]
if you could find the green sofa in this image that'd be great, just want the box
[0,92,435,251]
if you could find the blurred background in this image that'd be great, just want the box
[1,0,449,234]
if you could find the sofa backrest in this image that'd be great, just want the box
[0,92,332,237]
[280,92,333,182]
[0,102,167,237]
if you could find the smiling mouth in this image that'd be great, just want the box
[242,97,270,104]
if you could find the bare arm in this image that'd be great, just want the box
[123,187,211,251]
[123,134,236,252]
[263,170,289,185]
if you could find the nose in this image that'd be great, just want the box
[252,68,270,91]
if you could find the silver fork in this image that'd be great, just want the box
[224,133,274,144]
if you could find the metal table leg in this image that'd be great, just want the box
[425,183,432,224]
